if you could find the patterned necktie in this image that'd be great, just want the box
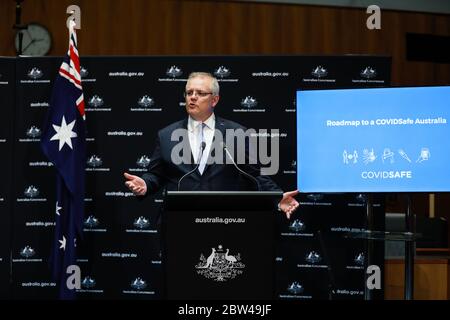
[198,123,207,174]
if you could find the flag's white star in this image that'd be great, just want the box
[50,116,77,151]
[59,236,67,251]
[55,201,62,216]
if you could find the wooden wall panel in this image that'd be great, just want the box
[385,259,449,300]
[1,1,449,85]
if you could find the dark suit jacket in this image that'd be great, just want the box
[142,116,282,194]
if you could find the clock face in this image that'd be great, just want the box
[15,23,52,56]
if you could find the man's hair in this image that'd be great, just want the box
[186,72,220,96]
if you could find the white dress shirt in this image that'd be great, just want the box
[187,114,215,170]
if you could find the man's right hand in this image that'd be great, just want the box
[124,172,147,196]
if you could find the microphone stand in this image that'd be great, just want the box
[13,0,26,56]
[222,142,260,191]
[177,142,205,191]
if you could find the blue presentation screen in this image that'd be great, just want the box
[297,86,450,192]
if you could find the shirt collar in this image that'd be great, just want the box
[188,113,215,132]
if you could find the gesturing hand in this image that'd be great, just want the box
[124,172,147,196]
[279,190,300,219]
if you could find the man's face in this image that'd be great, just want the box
[185,76,219,121]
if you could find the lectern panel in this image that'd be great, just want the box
[164,209,274,300]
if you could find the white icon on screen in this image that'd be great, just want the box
[382,148,394,164]
[362,148,376,164]
[398,149,412,163]
[417,148,430,163]
[343,150,358,164]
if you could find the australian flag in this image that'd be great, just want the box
[41,20,86,299]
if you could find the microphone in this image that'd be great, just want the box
[221,142,260,191]
[177,142,206,191]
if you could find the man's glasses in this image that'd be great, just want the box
[184,90,213,98]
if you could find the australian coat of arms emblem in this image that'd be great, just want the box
[195,244,245,282]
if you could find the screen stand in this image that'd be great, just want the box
[317,230,336,300]
[364,194,374,300]
[350,194,417,300]
[404,194,415,300]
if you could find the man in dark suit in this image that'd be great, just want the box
[124,72,299,218]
